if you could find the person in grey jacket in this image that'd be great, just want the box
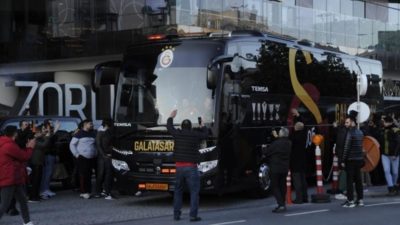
[341,112,364,208]
[69,119,96,199]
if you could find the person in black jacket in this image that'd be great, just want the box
[266,127,291,213]
[290,122,308,204]
[341,112,365,208]
[167,110,208,222]
[94,118,115,200]
[378,116,400,195]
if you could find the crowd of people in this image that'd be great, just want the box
[0,118,121,225]
[1,108,400,223]
[267,109,400,212]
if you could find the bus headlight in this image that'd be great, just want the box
[198,160,218,173]
[112,159,130,171]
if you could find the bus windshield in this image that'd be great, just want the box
[115,56,214,126]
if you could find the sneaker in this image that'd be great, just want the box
[356,199,364,207]
[80,193,91,199]
[104,194,114,200]
[335,193,347,200]
[44,190,56,197]
[24,221,34,225]
[101,190,107,197]
[40,194,50,200]
[272,206,287,213]
[189,216,202,222]
[342,200,356,208]
[28,198,41,203]
[135,191,142,197]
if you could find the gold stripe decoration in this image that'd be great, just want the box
[288,48,322,124]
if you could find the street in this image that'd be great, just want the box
[1,186,400,225]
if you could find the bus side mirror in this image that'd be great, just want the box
[92,61,121,91]
[207,64,219,89]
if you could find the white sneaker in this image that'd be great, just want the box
[335,193,347,200]
[24,221,34,225]
[44,190,56,197]
[79,193,90,199]
[356,199,364,207]
[342,200,356,208]
[104,195,114,200]
[40,193,50,200]
[135,191,142,197]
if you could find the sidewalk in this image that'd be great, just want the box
[303,184,390,199]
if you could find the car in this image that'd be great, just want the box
[0,116,81,189]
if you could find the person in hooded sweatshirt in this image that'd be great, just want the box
[0,125,36,225]
[69,119,96,199]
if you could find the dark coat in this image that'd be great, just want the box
[96,127,114,157]
[167,118,208,163]
[290,130,307,173]
[30,136,51,166]
[335,126,348,164]
[266,137,292,174]
[0,136,33,187]
[378,125,400,156]
[342,127,364,162]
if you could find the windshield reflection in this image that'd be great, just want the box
[115,67,214,126]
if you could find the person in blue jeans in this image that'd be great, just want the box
[167,110,208,222]
[40,120,60,199]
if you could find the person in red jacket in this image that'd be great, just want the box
[0,125,36,225]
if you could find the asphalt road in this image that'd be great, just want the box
[1,185,399,225]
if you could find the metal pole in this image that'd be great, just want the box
[357,72,360,130]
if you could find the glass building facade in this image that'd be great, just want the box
[0,0,400,117]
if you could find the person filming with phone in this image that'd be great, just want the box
[167,110,208,222]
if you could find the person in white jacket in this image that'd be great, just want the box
[69,119,96,199]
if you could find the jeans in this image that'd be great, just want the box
[271,172,287,207]
[345,160,364,201]
[95,155,113,194]
[78,156,96,193]
[0,185,30,223]
[30,165,43,200]
[40,155,56,193]
[292,172,308,201]
[381,155,399,187]
[174,166,200,218]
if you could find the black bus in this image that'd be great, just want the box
[93,31,382,196]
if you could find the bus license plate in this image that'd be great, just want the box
[146,183,168,191]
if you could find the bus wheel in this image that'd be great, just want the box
[256,163,271,198]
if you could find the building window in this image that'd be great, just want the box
[353,0,365,18]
